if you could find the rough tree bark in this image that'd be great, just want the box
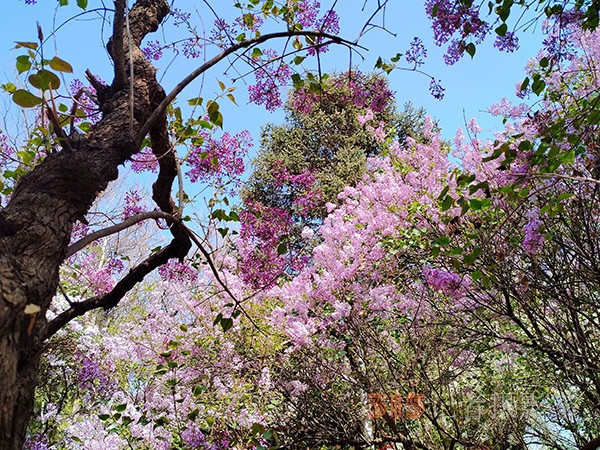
[0,1,192,448]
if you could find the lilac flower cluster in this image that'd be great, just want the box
[423,267,463,297]
[425,0,490,65]
[307,9,341,55]
[238,201,292,288]
[292,71,393,115]
[295,0,320,28]
[271,163,322,216]
[494,32,519,53]
[142,40,163,60]
[69,79,100,124]
[158,259,198,284]
[122,189,144,220]
[171,8,191,27]
[130,147,159,173]
[405,37,428,67]
[429,78,445,100]
[76,354,115,397]
[78,254,124,295]
[23,434,49,450]
[186,130,250,189]
[523,213,545,255]
[182,37,203,59]
[248,50,292,111]
[210,18,238,49]
[181,424,230,450]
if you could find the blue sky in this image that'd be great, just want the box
[0,0,544,146]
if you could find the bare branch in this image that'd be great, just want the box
[66,210,178,258]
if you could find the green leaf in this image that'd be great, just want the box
[464,247,481,265]
[187,97,203,106]
[390,52,403,63]
[560,149,575,164]
[220,317,234,332]
[209,111,223,128]
[48,56,73,73]
[59,0,69,5]
[16,55,32,74]
[440,195,454,211]
[29,69,61,90]
[115,404,127,413]
[277,242,287,255]
[531,78,546,95]
[520,76,530,92]
[250,48,263,58]
[495,23,508,36]
[12,89,42,108]
[539,56,549,68]
[465,42,476,58]
[77,0,88,9]
[1,82,17,93]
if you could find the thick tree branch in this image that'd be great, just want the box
[582,437,600,450]
[46,237,186,339]
[65,211,178,258]
[111,0,127,89]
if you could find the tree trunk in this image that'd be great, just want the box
[0,1,174,447]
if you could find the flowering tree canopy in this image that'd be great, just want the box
[0,1,599,450]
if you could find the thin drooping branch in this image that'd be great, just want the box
[66,210,178,258]
[46,238,186,339]
[136,30,362,146]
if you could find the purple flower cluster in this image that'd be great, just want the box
[307,9,341,55]
[171,8,191,27]
[24,434,49,450]
[130,147,159,173]
[425,0,490,65]
[182,37,203,59]
[76,354,114,397]
[69,79,101,124]
[293,71,393,115]
[295,0,320,28]
[271,163,322,216]
[429,78,445,100]
[494,32,519,53]
[523,214,545,255]
[423,267,463,297]
[238,201,292,288]
[248,50,292,111]
[405,37,428,67]
[186,130,250,189]
[142,40,163,60]
[122,189,144,220]
[158,259,198,284]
